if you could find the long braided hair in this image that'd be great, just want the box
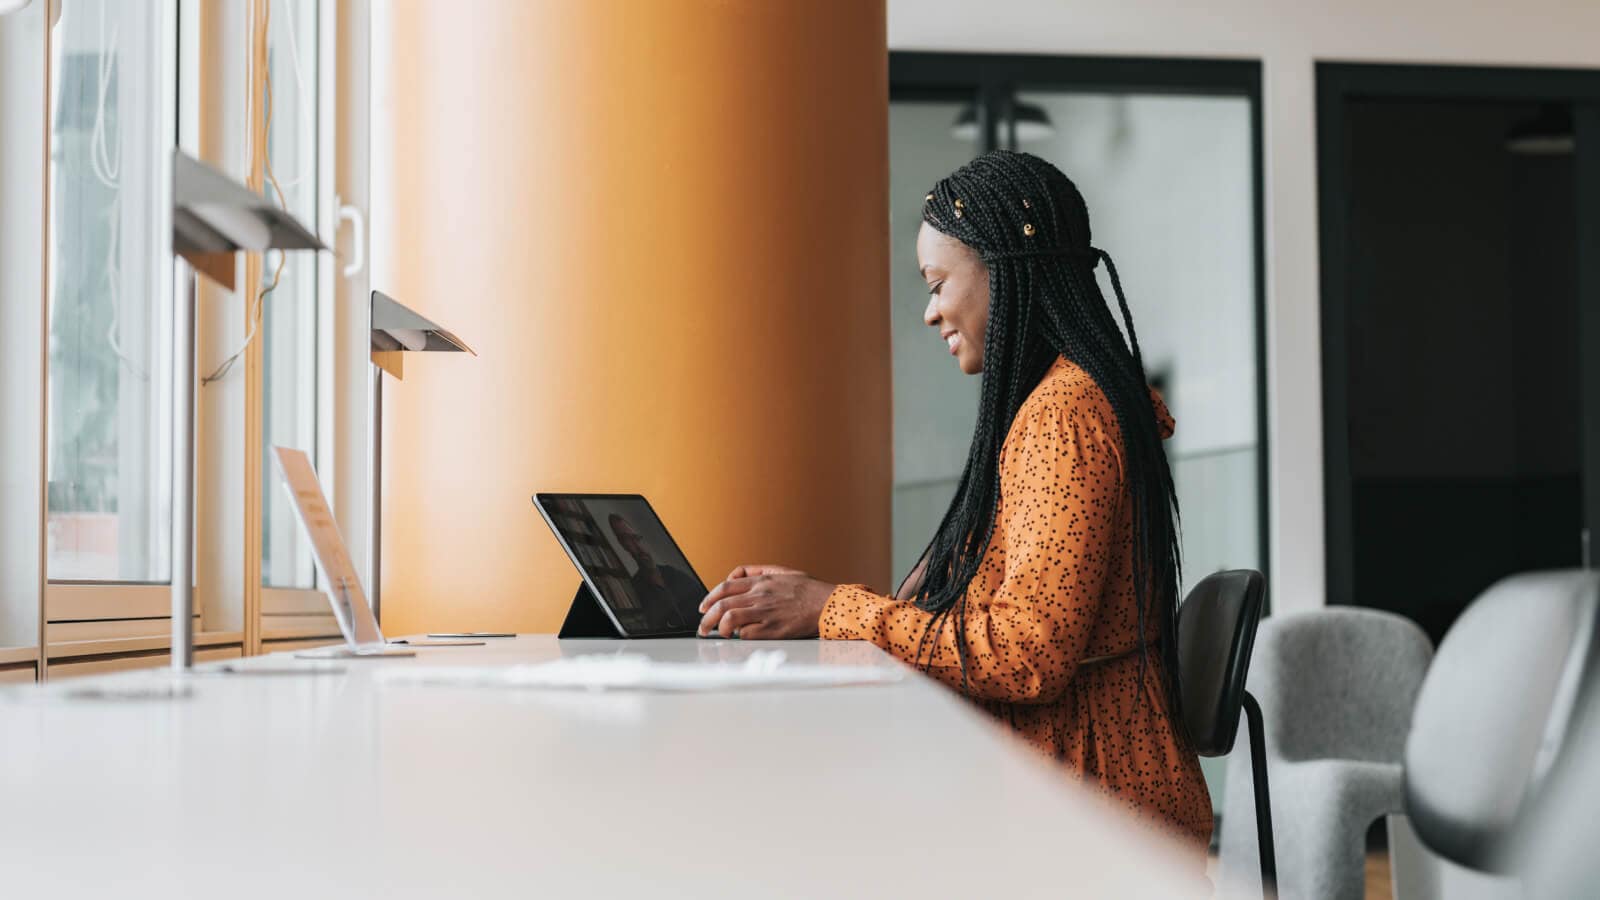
[904,150,1185,724]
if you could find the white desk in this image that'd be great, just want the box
[0,637,1211,898]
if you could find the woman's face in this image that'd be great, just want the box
[917,221,990,375]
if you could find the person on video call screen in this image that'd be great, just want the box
[608,512,699,629]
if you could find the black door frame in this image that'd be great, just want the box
[890,51,1272,596]
[1316,61,1600,607]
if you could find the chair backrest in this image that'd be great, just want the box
[1248,606,1432,763]
[1176,569,1266,757]
[1403,569,1600,872]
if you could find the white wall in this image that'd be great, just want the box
[890,0,1600,612]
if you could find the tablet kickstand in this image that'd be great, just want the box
[557,583,625,639]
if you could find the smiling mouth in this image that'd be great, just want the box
[944,332,960,354]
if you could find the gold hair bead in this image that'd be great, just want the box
[1023,223,1036,237]
[925,193,934,202]
[953,198,965,218]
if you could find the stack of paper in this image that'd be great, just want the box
[374,650,903,692]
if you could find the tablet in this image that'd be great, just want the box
[533,493,707,638]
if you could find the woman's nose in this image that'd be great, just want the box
[923,295,940,327]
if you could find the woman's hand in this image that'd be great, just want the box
[697,565,836,639]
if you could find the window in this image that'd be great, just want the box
[260,0,320,589]
[45,0,174,583]
[17,0,354,664]
[887,55,1268,604]
[1011,89,1261,602]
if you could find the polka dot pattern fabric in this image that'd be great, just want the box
[821,356,1212,853]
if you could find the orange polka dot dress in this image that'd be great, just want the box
[820,355,1213,852]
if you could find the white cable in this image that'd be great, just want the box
[202,249,282,385]
[89,2,120,187]
[103,195,149,381]
[265,0,311,191]
[279,0,310,131]
[83,1,147,380]
[205,0,288,387]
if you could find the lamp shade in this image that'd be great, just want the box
[171,149,325,256]
[370,290,475,355]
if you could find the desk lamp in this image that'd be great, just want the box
[367,290,474,621]
[170,149,324,673]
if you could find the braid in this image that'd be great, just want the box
[903,150,1186,734]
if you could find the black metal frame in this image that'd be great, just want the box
[1241,691,1278,896]
[889,52,1272,598]
[1315,62,1600,608]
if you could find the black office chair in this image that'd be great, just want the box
[1175,569,1274,897]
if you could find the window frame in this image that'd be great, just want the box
[40,1,180,587]
[0,0,53,667]
[33,0,346,664]
[262,0,342,643]
[40,0,190,652]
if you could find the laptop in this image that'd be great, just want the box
[533,493,707,638]
[272,447,484,658]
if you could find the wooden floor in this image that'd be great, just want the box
[1206,851,1392,897]
[1366,851,1393,900]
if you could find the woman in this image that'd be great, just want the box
[696,150,1211,853]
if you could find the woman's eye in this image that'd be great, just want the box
[927,280,944,295]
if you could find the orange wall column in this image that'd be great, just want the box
[372,1,891,633]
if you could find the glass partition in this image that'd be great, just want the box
[889,85,1262,607]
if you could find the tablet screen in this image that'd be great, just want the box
[535,494,707,637]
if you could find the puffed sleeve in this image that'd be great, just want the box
[819,403,1121,703]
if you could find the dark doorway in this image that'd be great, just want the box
[1318,63,1600,644]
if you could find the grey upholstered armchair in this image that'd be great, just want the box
[1217,607,1433,899]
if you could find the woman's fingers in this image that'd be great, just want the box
[724,564,803,582]
[699,575,761,613]
[698,593,757,637]
[718,605,761,639]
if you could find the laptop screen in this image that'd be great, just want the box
[272,446,385,649]
[535,494,707,637]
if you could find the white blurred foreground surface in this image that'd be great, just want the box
[374,648,905,691]
[0,637,1216,898]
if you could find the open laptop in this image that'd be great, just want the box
[272,447,484,658]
